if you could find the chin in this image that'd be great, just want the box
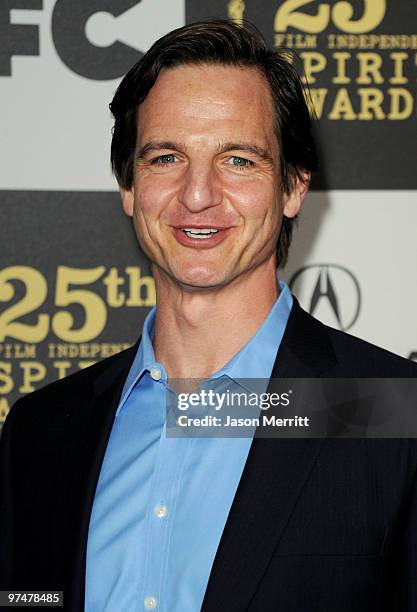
[170,264,229,289]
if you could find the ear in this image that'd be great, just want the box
[282,170,310,219]
[119,185,134,218]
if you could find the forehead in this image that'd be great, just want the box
[136,63,276,149]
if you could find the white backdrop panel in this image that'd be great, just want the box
[1,0,185,190]
[283,190,417,360]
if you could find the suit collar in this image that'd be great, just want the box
[272,296,337,378]
[92,342,139,397]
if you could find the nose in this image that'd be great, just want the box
[177,161,222,213]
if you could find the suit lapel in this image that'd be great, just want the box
[201,300,337,611]
[58,345,138,611]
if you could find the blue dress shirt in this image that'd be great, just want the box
[85,281,293,612]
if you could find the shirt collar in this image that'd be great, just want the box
[117,279,292,413]
[210,279,292,382]
[116,305,162,415]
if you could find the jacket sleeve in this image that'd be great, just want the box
[390,439,417,610]
[0,403,17,588]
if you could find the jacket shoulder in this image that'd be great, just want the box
[288,297,417,377]
[7,343,137,425]
[324,322,417,377]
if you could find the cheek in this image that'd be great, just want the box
[133,174,177,217]
[228,181,280,223]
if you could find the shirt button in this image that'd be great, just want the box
[144,596,158,610]
[150,368,162,381]
[153,504,168,519]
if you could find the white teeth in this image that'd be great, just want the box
[182,228,220,238]
[182,228,219,234]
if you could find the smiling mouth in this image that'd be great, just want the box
[173,225,231,248]
[181,227,220,239]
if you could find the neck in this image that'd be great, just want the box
[152,259,280,379]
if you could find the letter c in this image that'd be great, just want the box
[51,0,143,80]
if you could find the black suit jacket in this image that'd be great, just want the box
[1,298,417,611]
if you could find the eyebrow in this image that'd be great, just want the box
[136,140,274,163]
[136,141,184,159]
[216,142,274,163]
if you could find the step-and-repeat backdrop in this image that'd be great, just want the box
[1,0,416,427]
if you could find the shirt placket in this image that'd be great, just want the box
[138,380,190,612]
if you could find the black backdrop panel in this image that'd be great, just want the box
[0,191,152,414]
[186,0,417,189]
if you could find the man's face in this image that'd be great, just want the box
[121,63,302,289]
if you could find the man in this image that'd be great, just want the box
[1,20,417,612]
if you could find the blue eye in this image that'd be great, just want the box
[153,154,177,164]
[229,156,253,168]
